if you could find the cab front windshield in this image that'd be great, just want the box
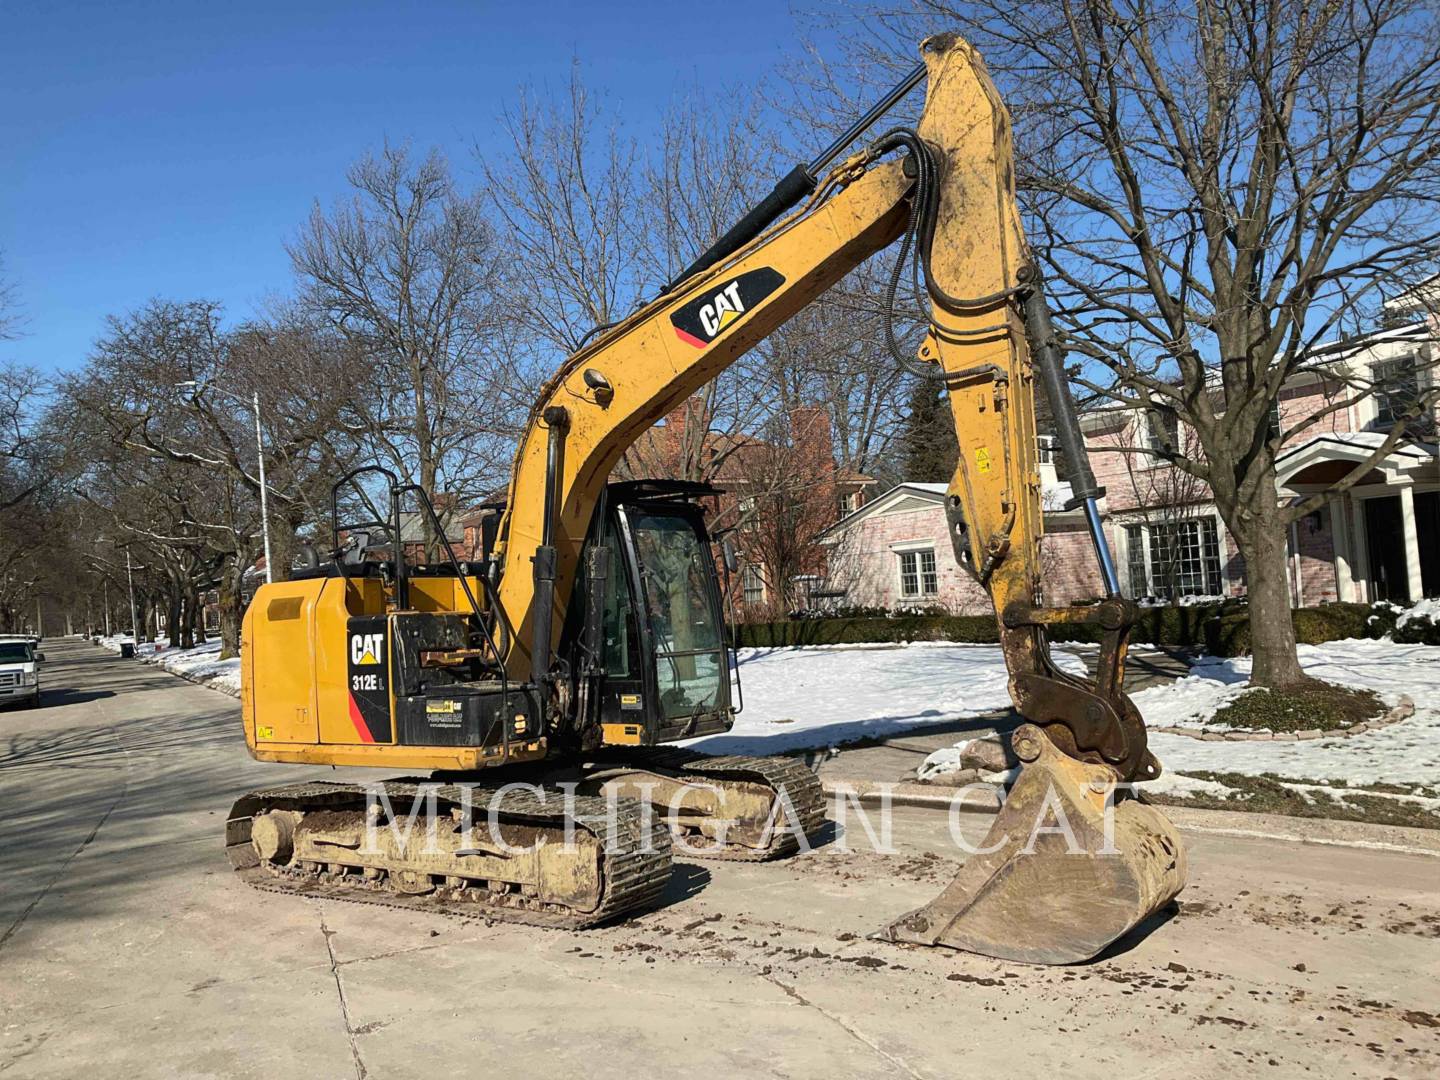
[0,643,32,664]
[628,510,727,721]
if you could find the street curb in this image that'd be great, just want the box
[822,778,1002,811]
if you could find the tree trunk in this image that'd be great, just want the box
[1235,516,1309,689]
[217,564,244,660]
[193,593,207,644]
[412,353,438,562]
[167,592,182,648]
[184,593,197,649]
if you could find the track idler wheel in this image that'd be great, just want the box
[880,724,1187,965]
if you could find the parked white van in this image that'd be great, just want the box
[0,637,43,707]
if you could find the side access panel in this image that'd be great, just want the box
[245,581,323,745]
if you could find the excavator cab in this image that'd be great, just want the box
[572,481,737,749]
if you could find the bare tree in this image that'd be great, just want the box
[482,66,646,354]
[0,362,49,512]
[0,251,23,342]
[290,145,518,553]
[61,300,368,656]
[817,0,1440,687]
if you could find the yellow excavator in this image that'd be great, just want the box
[229,33,1185,964]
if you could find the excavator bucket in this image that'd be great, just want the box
[881,725,1186,965]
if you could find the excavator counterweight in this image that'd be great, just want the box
[232,31,1185,963]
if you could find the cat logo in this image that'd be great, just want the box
[350,632,384,666]
[671,267,785,349]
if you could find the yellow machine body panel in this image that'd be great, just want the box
[408,576,487,614]
[242,574,549,770]
[242,581,324,746]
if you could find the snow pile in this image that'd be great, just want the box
[1141,772,1247,800]
[1391,598,1440,628]
[1135,594,1231,608]
[685,641,1088,757]
[98,635,241,697]
[97,634,158,658]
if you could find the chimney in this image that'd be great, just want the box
[789,406,834,469]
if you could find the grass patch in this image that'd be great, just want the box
[1144,770,1440,830]
[1210,682,1386,732]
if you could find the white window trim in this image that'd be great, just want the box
[740,563,766,604]
[1115,509,1230,598]
[895,545,939,600]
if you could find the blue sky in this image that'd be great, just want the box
[1,1,810,373]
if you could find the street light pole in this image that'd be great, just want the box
[252,390,274,584]
[126,549,139,642]
[176,381,274,584]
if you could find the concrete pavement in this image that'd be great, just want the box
[1,639,1436,1078]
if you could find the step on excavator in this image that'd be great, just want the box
[229,32,1186,964]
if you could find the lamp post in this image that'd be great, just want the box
[126,549,139,642]
[177,381,274,584]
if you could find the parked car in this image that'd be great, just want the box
[0,638,43,708]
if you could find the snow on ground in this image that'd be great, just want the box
[98,635,241,696]
[1132,639,1440,786]
[683,641,1087,757]
[902,637,1440,790]
[92,627,1439,792]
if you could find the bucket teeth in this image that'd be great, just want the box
[880,733,1186,965]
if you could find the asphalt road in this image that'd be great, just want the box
[1,640,1436,1079]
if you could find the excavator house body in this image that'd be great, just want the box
[241,482,736,771]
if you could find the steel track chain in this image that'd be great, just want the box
[594,749,828,862]
[226,779,672,930]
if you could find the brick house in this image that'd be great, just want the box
[820,295,1439,612]
[627,398,876,616]
[818,442,1080,612]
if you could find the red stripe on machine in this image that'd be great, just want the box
[347,692,376,743]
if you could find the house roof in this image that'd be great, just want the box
[821,475,1077,539]
[1276,431,1438,488]
[820,482,948,538]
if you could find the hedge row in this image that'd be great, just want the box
[734,601,1405,655]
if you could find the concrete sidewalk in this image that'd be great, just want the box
[1,640,1436,1078]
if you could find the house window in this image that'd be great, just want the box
[1124,518,1223,599]
[1267,399,1282,440]
[1125,525,1150,599]
[1143,410,1180,453]
[1036,435,1058,464]
[836,491,857,519]
[737,495,758,532]
[898,548,939,599]
[1374,355,1421,427]
[741,564,765,606]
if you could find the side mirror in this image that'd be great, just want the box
[720,537,739,575]
[34,652,45,663]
